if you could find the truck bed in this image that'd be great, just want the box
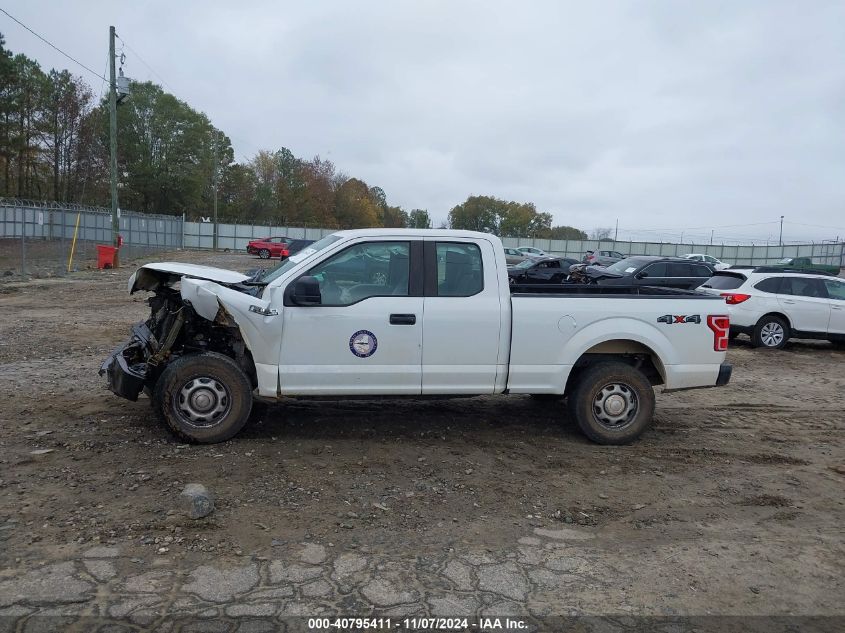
[510,283,717,298]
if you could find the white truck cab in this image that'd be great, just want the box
[103,229,732,445]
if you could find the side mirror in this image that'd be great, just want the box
[290,276,322,306]
[636,271,648,279]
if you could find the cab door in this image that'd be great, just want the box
[278,239,424,395]
[421,239,505,394]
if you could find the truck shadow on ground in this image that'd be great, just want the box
[236,395,586,444]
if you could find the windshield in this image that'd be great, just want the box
[604,257,649,273]
[778,258,793,264]
[513,258,537,270]
[259,234,342,284]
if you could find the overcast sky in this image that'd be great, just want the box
[3,0,844,242]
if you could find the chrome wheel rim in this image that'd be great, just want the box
[592,382,638,430]
[176,377,231,428]
[760,322,784,347]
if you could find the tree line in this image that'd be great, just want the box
[0,34,585,238]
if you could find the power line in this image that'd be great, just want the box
[115,35,175,93]
[113,34,259,163]
[0,7,107,82]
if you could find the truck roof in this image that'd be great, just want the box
[331,228,499,241]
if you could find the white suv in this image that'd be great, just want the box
[698,269,845,349]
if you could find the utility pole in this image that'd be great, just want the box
[212,130,219,251]
[779,215,784,246]
[710,229,714,245]
[614,218,618,242]
[108,26,120,267]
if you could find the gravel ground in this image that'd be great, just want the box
[0,250,843,629]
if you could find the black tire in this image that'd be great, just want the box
[258,248,270,259]
[567,362,655,445]
[751,315,789,349]
[728,331,739,341]
[152,352,253,443]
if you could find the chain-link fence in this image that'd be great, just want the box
[183,219,843,269]
[3,200,843,278]
[0,199,183,278]
[499,236,845,268]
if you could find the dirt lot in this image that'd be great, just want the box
[0,250,843,626]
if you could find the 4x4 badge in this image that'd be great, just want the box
[657,314,701,324]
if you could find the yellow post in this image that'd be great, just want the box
[66,212,81,273]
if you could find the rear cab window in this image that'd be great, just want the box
[435,242,483,297]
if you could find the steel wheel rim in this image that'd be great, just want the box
[760,322,784,347]
[592,382,639,430]
[175,377,231,428]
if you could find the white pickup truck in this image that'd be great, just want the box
[101,229,732,445]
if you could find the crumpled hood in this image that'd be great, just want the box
[128,262,249,294]
[584,265,624,280]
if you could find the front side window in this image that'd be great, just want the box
[642,262,667,277]
[436,242,483,297]
[306,241,410,305]
[824,280,845,300]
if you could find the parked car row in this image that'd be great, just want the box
[505,252,843,350]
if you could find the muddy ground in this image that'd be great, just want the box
[0,249,843,623]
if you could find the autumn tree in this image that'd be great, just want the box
[335,177,381,228]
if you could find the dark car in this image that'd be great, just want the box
[588,256,714,290]
[508,256,580,285]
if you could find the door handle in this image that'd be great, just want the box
[389,313,416,325]
[782,300,796,304]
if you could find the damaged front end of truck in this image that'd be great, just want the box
[99,263,269,402]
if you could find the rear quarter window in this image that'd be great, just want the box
[702,273,746,290]
[754,277,782,293]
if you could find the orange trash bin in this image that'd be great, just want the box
[96,245,118,269]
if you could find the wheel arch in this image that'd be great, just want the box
[564,339,666,396]
[756,311,793,330]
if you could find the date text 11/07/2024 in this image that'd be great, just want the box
[307,617,529,630]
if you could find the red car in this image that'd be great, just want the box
[246,236,290,259]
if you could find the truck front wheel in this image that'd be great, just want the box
[567,362,655,445]
[153,352,253,443]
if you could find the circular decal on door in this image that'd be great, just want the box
[349,330,378,358]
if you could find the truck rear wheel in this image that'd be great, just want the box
[567,362,655,445]
[153,352,253,443]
